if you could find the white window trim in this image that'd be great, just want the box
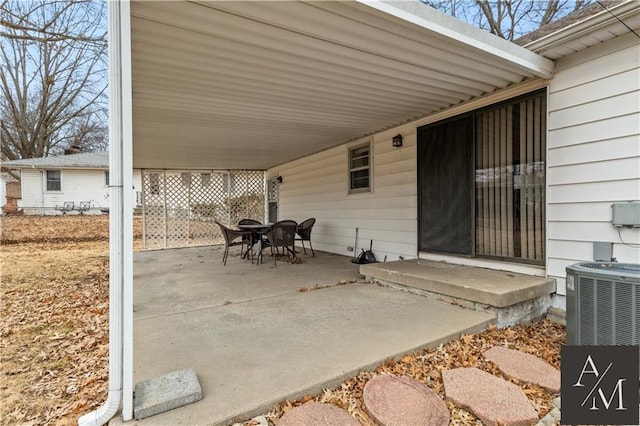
[45,169,62,192]
[347,140,372,194]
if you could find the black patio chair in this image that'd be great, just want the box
[257,220,298,266]
[295,218,316,256]
[215,221,252,265]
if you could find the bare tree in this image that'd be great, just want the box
[423,0,592,40]
[0,0,107,162]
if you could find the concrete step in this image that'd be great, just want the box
[361,259,556,327]
[546,306,566,325]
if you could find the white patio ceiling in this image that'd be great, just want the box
[130,1,554,170]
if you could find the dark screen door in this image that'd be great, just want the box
[417,115,473,255]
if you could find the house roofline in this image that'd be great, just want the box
[2,165,109,170]
[358,0,555,78]
[523,1,640,54]
[1,152,109,170]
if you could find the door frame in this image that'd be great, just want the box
[417,89,547,266]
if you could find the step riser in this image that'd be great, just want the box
[362,259,556,328]
[373,279,552,327]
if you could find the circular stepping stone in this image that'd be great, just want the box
[363,374,449,426]
[278,402,358,426]
[442,367,538,426]
[483,346,560,393]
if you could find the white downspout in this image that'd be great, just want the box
[78,0,128,424]
[120,0,134,419]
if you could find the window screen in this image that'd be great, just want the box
[46,170,61,191]
[349,143,370,193]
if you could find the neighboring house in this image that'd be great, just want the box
[1,152,143,215]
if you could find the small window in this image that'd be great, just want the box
[105,171,110,186]
[46,170,61,191]
[267,177,278,202]
[349,143,371,193]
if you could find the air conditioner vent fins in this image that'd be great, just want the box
[566,262,640,373]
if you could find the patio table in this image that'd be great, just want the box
[237,223,273,260]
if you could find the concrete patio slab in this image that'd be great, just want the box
[112,246,496,425]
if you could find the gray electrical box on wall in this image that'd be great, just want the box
[611,202,640,227]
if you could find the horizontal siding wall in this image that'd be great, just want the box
[18,170,45,213]
[547,32,640,301]
[18,168,143,215]
[45,169,109,215]
[270,126,418,261]
[19,169,110,215]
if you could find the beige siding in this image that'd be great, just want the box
[547,33,640,298]
[271,126,417,261]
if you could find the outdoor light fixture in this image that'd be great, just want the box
[392,134,403,147]
[276,176,283,183]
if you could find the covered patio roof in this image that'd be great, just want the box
[130,0,554,170]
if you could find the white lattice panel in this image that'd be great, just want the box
[165,173,190,248]
[142,170,264,249]
[190,172,220,246]
[143,171,166,250]
[229,171,265,225]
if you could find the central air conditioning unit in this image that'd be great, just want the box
[566,262,640,370]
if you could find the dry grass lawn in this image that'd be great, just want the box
[1,215,141,425]
[1,214,566,425]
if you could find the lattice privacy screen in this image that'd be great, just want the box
[142,170,265,250]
